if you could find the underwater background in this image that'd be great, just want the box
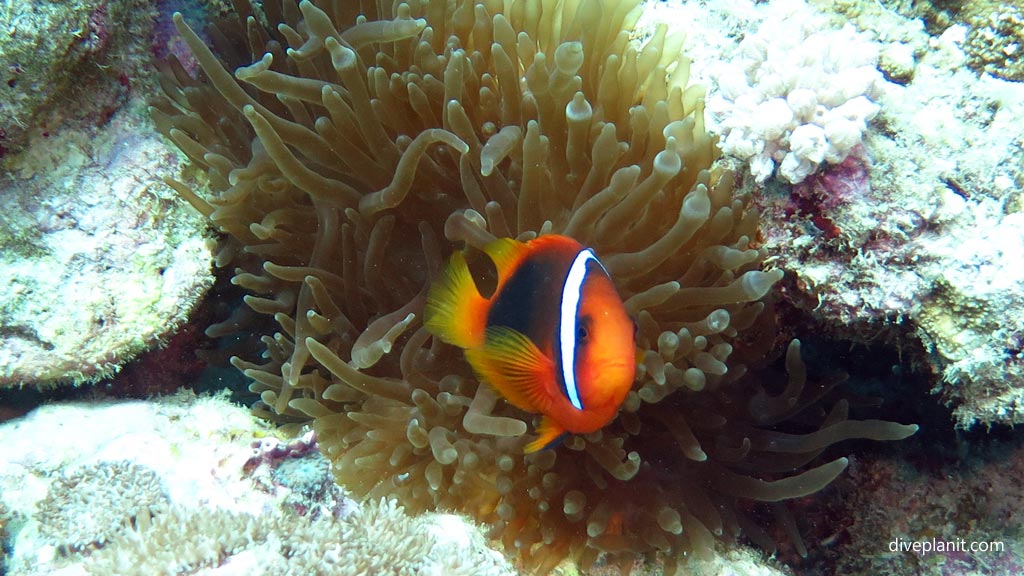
[1,0,1022,574]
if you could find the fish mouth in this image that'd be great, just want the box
[596,360,632,372]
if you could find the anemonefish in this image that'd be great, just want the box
[424,234,636,452]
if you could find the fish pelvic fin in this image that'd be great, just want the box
[464,326,554,415]
[424,250,489,349]
[525,416,568,453]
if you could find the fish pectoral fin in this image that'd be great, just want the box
[464,326,554,414]
[525,416,568,453]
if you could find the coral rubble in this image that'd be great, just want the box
[153,0,917,572]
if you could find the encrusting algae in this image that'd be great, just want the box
[151,0,918,572]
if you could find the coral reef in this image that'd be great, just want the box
[244,429,320,473]
[0,0,153,156]
[752,12,1024,427]
[823,433,1024,576]
[0,392,516,576]
[0,499,10,570]
[702,0,884,184]
[668,0,1024,429]
[963,3,1024,82]
[151,0,916,572]
[0,104,214,388]
[244,431,357,518]
[784,153,871,240]
[36,461,169,554]
[99,315,211,398]
[0,0,222,391]
[84,498,515,576]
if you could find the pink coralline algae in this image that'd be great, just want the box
[786,152,872,240]
[752,138,930,350]
[84,4,111,54]
[151,0,215,74]
[243,430,359,520]
[243,430,320,474]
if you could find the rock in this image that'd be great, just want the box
[0,103,213,388]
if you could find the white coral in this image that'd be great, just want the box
[704,0,884,183]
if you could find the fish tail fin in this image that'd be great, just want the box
[425,250,489,349]
[525,416,568,453]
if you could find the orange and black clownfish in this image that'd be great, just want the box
[424,234,636,453]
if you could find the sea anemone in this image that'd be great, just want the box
[151,0,917,572]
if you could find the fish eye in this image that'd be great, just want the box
[575,315,592,343]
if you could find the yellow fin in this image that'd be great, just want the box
[465,326,553,414]
[525,416,567,453]
[482,238,530,285]
[425,250,488,349]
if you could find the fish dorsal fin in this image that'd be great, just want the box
[482,238,531,286]
[464,326,554,415]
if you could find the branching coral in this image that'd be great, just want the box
[152,0,917,572]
